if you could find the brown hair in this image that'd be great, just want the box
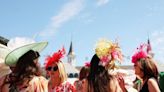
[138,56,159,80]
[8,50,41,87]
[79,66,90,80]
[87,54,114,92]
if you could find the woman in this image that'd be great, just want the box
[1,42,48,92]
[82,39,124,92]
[44,48,76,92]
[0,41,11,91]
[74,62,90,92]
[132,44,161,92]
[83,54,123,92]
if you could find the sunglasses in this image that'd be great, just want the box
[46,66,58,71]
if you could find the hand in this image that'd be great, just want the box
[117,74,127,92]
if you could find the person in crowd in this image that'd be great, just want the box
[82,39,126,92]
[83,54,124,92]
[1,41,48,92]
[74,62,90,92]
[131,44,161,92]
[79,62,90,80]
[0,40,11,90]
[0,38,11,78]
[44,47,76,92]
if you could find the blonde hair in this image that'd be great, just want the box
[57,61,67,83]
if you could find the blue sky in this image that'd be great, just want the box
[1,0,164,66]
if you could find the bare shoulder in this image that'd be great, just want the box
[29,76,48,84]
[147,78,158,85]
[82,78,88,86]
[82,79,88,92]
[148,78,161,92]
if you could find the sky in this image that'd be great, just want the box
[1,0,164,67]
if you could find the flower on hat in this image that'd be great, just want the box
[132,44,148,63]
[45,47,65,69]
[95,39,123,67]
[84,62,91,67]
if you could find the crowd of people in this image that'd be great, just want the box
[0,37,163,92]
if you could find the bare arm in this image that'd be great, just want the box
[148,78,161,92]
[109,77,123,92]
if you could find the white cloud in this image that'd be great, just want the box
[7,37,35,50]
[39,0,84,37]
[151,31,164,65]
[96,0,109,6]
[78,13,95,24]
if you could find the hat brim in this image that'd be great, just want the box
[5,42,48,66]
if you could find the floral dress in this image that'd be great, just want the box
[49,81,76,92]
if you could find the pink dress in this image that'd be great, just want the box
[49,81,75,92]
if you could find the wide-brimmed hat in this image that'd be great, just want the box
[5,42,48,66]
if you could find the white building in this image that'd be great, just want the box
[67,41,76,67]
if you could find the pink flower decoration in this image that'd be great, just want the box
[84,62,91,67]
[100,55,111,66]
[132,44,148,63]
[112,51,118,60]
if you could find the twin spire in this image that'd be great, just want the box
[67,41,76,66]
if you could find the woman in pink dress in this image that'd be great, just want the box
[44,48,76,92]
